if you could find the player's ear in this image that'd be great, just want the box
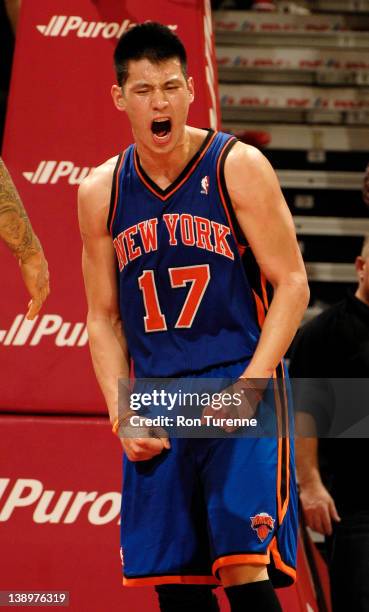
[111,84,126,112]
[355,255,365,280]
[187,77,195,105]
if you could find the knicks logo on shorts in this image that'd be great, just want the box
[250,512,275,542]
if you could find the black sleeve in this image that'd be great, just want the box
[289,324,319,378]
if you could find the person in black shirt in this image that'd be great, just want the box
[289,235,369,611]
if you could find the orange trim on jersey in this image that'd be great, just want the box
[216,136,240,245]
[273,365,291,525]
[212,553,270,578]
[280,362,289,438]
[133,131,217,202]
[123,575,219,587]
[129,358,135,381]
[280,363,290,520]
[270,537,296,583]
[260,272,269,311]
[273,369,284,525]
[109,151,126,235]
[250,270,269,332]
[252,289,266,328]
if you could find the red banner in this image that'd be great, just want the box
[0,416,329,611]
[1,0,220,414]
[0,416,156,610]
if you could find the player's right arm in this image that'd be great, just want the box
[78,162,169,461]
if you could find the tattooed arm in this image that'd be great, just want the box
[0,158,50,319]
[4,0,21,33]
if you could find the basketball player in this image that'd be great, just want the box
[78,23,309,612]
[0,157,49,319]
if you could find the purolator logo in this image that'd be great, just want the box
[36,16,177,39]
[23,161,93,185]
[0,478,121,525]
[0,314,88,347]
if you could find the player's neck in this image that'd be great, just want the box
[355,287,369,307]
[135,126,203,189]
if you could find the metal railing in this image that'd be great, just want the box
[306,262,357,281]
[222,123,369,151]
[277,169,363,189]
[294,216,369,235]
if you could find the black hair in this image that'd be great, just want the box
[114,22,187,87]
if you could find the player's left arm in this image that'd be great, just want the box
[225,142,310,379]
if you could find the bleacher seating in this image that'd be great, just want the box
[214,0,369,313]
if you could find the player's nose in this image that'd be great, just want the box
[151,89,169,110]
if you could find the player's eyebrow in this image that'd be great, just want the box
[130,81,152,89]
[163,77,183,85]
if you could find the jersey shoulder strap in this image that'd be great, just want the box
[107,147,131,234]
[217,133,247,247]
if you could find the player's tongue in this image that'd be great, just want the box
[151,119,171,138]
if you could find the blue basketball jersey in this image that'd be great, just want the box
[110,131,298,589]
[108,130,270,378]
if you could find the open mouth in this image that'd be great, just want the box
[151,118,172,139]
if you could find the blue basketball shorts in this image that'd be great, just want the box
[120,358,297,587]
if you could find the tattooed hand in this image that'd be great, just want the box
[20,252,50,320]
[0,158,50,319]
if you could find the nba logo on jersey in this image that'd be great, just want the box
[200,175,209,195]
[250,513,275,542]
